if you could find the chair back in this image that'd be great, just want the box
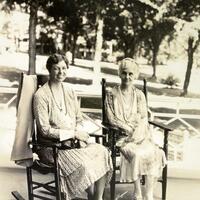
[34,74,49,144]
[37,74,49,88]
[102,78,107,124]
[11,73,44,166]
[16,73,49,109]
[16,73,50,151]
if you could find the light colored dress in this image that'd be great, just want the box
[105,85,166,182]
[33,82,112,200]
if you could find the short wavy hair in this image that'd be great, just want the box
[118,58,140,79]
[46,53,69,72]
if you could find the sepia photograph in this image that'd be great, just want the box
[0,0,200,199]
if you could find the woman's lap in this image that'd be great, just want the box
[58,143,112,199]
[120,140,165,181]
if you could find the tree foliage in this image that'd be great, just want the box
[3,0,200,95]
[104,0,158,58]
[173,0,200,95]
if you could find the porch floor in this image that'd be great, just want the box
[0,166,199,200]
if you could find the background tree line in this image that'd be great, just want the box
[3,0,200,96]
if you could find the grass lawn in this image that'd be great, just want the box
[1,63,200,108]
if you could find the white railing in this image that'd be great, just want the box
[0,87,18,109]
[148,94,200,136]
[148,94,200,169]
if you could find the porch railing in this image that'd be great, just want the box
[147,94,200,169]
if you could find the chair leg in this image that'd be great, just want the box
[162,129,168,200]
[110,171,116,200]
[53,148,62,200]
[110,153,116,200]
[162,165,167,200]
[110,130,117,200]
[26,167,33,200]
[11,191,25,200]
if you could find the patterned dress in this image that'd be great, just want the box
[105,85,166,182]
[33,82,112,200]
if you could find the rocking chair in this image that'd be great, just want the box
[101,78,173,200]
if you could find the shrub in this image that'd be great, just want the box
[161,75,180,88]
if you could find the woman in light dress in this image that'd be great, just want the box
[33,53,112,200]
[105,58,166,200]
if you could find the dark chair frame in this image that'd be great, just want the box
[101,78,173,200]
[12,73,104,200]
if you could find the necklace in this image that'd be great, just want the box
[49,82,67,114]
[120,87,133,102]
[119,86,134,120]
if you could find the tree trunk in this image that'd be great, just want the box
[124,38,136,58]
[28,1,37,75]
[93,15,103,86]
[125,47,135,58]
[181,37,194,96]
[152,43,159,79]
[124,47,128,58]
[71,34,77,65]
[152,50,157,79]
[62,33,67,53]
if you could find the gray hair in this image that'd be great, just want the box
[118,58,140,79]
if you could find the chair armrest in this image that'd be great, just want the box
[89,133,106,138]
[31,140,61,148]
[103,120,172,134]
[102,122,121,132]
[30,138,75,149]
[149,120,173,132]
[102,122,127,137]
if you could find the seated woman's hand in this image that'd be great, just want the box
[120,143,135,162]
[75,131,90,142]
[123,125,133,136]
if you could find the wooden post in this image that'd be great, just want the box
[110,129,116,200]
[53,147,61,200]
[162,129,169,200]
[102,78,107,145]
[26,167,33,200]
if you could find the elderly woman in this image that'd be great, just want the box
[105,58,166,200]
[33,53,112,200]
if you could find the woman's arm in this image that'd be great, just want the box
[137,89,148,120]
[72,89,90,142]
[33,92,75,140]
[135,89,151,140]
[105,92,132,134]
